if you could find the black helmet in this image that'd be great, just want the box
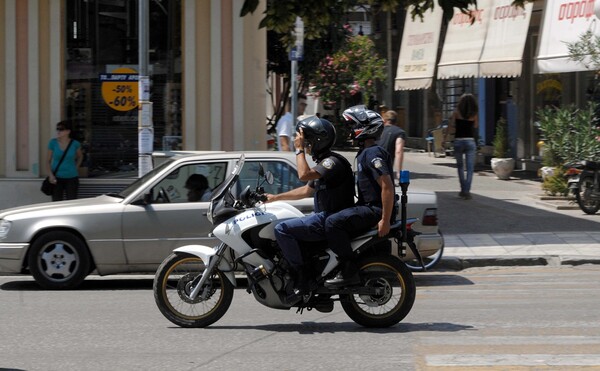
[296,116,336,158]
[342,105,384,141]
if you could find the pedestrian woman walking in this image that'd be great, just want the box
[446,94,478,200]
[46,120,83,201]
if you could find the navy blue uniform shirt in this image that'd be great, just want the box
[356,145,394,207]
[308,152,355,213]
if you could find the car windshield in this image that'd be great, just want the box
[117,159,175,198]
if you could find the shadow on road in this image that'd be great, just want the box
[204,321,475,334]
[414,274,474,286]
[0,277,154,291]
[2,275,472,292]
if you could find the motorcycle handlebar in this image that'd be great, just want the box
[240,186,267,207]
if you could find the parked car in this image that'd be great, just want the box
[0,151,444,289]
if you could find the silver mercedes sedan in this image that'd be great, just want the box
[0,151,444,289]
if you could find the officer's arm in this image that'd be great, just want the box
[296,152,322,182]
[394,136,405,176]
[266,184,314,202]
[295,128,322,182]
[376,175,395,237]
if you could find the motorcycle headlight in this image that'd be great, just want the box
[0,220,12,239]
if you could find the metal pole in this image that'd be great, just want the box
[385,11,393,108]
[291,60,298,124]
[139,0,148,76]
[138,0,153,177]
[290,17,303,135]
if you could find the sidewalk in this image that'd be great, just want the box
[440,231,600,269]
[402,150,600,270]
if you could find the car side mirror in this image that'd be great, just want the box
[132,192,152,206]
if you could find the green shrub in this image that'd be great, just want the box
[536,103,600,165]
[492,118,509,158]
[541,166,569,197]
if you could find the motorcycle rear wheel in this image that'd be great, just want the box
[576,175,600,215]
[340,255,415,328]
[153,252,234,328]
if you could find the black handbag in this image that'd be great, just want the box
[41,177,54,195]
[41,140,73,196]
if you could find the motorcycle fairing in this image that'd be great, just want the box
[212,202,304,268]
[173,244,236,286]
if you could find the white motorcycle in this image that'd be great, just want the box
[153,155,419,328]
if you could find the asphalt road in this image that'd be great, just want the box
[2,265,600,371]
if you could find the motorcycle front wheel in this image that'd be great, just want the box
[576,175,600,215]
[153,252,234,328]
[340,255,416,328]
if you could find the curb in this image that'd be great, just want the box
[436,255,600,270]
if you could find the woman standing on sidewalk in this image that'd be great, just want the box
[446,94,478,200]
[46,120,83,201]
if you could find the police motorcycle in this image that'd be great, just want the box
[153,154,421,328]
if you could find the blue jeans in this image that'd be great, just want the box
[274,212,328,269]
[453,139,476,194]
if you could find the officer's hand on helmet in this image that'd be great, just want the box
[294,128,305,151]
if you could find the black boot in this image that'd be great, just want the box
[324,260,361,288]
[285,266,311,304]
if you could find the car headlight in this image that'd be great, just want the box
[0,220,12,239]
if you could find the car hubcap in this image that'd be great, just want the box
[40,243,77,279]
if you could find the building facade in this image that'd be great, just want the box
[392,0,598,169]
[0,0,266,208]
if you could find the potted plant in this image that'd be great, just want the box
[491,117,515,180]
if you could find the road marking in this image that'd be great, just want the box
[426,354,600,366]
[420,336,600,345]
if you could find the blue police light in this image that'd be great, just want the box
[400,170,410,184]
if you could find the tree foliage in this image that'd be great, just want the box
[240,0,533,48]
[311,31,386,108]
[566,29,600,71]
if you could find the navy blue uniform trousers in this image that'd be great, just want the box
[275,206,382,268]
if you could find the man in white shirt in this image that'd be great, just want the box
[276,93,307,151]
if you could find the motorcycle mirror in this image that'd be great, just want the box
[258,163,265,177]
[265,170,274,185]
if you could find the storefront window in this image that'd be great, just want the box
[66,0,182,177]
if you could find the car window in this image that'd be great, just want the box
[118,159,173,198]
[238,160,305,195]
[153,162,228,203]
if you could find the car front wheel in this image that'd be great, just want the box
[28,231,91,290]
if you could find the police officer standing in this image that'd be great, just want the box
[266,116,355,302]
[324,106,397,287]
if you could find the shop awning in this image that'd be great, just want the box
[479,0,533,77]
[437,0,493,79]
[535,0,600,73]
[394,6,444,90]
